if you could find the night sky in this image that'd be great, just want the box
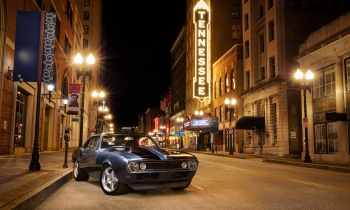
[102,1,186,127]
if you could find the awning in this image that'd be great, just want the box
[236,116,265,130]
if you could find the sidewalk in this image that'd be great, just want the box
[0,150,73,210]
[1,149,350,210]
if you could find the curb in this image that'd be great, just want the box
[1,169,73,210]
[263,159,350,173]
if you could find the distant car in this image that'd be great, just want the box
[71,133,198,195]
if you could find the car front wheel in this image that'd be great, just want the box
[100,165,128,195]
[73,160,89,181]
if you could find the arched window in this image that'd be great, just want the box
[231,70,236,90]
[219,78,222,96]
[225,74,229,93]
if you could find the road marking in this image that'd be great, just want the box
[201,160,350,194]
[191,184,204,190]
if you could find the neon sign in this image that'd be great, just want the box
[193,0,210,102]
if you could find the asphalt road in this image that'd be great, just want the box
[35,153,350,210]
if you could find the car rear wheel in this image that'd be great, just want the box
[73,160,89,181]
[171,180,191,191]
[100,165,128,195]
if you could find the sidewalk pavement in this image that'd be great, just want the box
[1,149,350,210]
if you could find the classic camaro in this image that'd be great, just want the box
[71,133,198,195]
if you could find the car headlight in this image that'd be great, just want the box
[140,163,147,170]
[127,162,139,172]
[181,162,188,169]
[188,160,198,170]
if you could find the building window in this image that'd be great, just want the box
[66,0,73,26]
[231,69,236,90]
[244,13,249,31]
[259,5,264,18]
[84,0,90,6]
[84,11,90,20]
[214,82,217,99]
[270,103,277,145]
[315,122,338,154]
[260,67,265,80]
[219,78,223,96]
[35,0,42,8]
[324,65,335,96]
[225,74,229,93]
[14,90,28,147]
[83,39,88,48]
[219,106,223,122]
[346,59,350,90]
[269,20,274,41]
[231,5,240,18]
[83,25,89,34]
[270,56,275,78]
[246,71,250,89]
[260,34,265,53]
[64,35,71,58]
[245,40,249,58]
[215,82,219,99]
[314,65,335,99]
[268,0,273,9]
[215,107,218,118]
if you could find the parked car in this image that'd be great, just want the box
[71,133,198,195]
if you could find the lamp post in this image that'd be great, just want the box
[96,103,108,133]
[74,53,95,147]
[195,110,203,151]
[294,69,314,163]
[92,90,105,106]
[177,117,184,149]
[225,98,236,155]
[29,83,54,170]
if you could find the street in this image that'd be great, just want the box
[36,153,350,210]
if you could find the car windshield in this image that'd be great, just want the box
[101,134,159,148]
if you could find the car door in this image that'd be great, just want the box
[80,136,100,169]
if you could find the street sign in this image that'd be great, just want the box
[72,117,79,122]
[303,118,308,127]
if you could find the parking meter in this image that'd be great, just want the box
[64,126,71,142]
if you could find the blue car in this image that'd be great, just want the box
[71,133,198,195]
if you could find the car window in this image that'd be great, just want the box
[102,136,121,148]
[86,136,100,150]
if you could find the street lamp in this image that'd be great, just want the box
[92,90,105,106]
[58,98,69,112]
[294,69,314,163]
[177,117,184,149]
[195,110,203,151]
[225,98,236,155]
[74,53,95,147]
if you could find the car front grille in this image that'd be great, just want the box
[145,161,184,170]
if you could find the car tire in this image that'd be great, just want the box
[73,160,89,181]
[171,180,192,191]
[100,164,128,195]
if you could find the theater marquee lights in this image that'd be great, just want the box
[193,0,210,102]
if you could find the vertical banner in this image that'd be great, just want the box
[13,11,41,82]
[42,12,56,84]
[193,0,210,102]
[67,84,80,115]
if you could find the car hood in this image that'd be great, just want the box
[110,147,196,161]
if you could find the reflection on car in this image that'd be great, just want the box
[71,133,199,195]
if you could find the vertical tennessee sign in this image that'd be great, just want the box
[193,0,210,102]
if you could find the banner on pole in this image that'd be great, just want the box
[67,84,80,115]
